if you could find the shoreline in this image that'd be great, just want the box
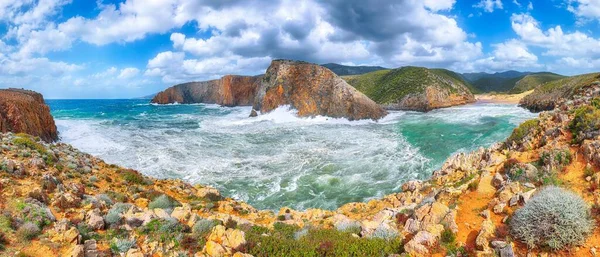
[475,90,533,104]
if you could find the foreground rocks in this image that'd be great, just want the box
[0,88,57,142]
[252,60,387,120]
[151,75,262,106]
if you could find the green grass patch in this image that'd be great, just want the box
[244,224,403,257]
[507,119,540,146]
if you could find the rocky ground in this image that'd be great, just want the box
[2,82,600,256]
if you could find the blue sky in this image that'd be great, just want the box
[1,0,600,99]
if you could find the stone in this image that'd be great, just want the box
[252,60,387,120]
[204,241,226,257]
[86,209,104,230]
[52,192,81,209]
[70,245,84,257]
[403,231,436,256]
[475,218,495,252]
[126,248,144,257]
[493,203,506,214]
[509,195,519,206]
[492,173,504,188]
[402,180,422,192]
[171,203,192,222]
[223,229,246,250]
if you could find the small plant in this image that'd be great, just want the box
[510,186,594,250]
[16,222,40,241]
[334,220,361,234]
[570,105,600,143]
[369,224,399,240]
[148,195,173,209]
[192,219,219,236]
[121,169,145,184]
[441,228,456,244]
[110,238,136,254]
[468,180,478,191]
[89,176,98,183]
[0,232,7,250]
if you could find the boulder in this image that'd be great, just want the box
[86,209,105,230]
[252,60,387,121]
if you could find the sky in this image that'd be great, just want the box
[1,0,600,99]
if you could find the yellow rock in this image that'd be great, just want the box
[223,229,246,250]
[205,241,226,257]
[134,198,149,208]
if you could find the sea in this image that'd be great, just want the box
[46,99,537,210]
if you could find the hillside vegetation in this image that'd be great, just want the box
[520,72,600,111]
[342,66,474,111]
[510,72,566,94]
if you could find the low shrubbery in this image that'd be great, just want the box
[139,218,187,245]
[110,238,136,254]
[570,105,600,143]
[510,186,594,250]
[148,195,174,209]
[16,222,40,241]
[507,119,540,146]
[243,222,403,257]
[121,169,146,184]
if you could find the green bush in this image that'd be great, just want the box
[121,169,145,184]
[139,218,186,245]
[192,219,219,236]
[110,238,136,254]
[570,105,600,143]
[148,195,173,209]
[510,186,594,250]
[507,119,540,146]
[12,136,47,155]
[244,225,403,257]
[16,222,40,241]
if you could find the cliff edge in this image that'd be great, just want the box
[0,88,57,142]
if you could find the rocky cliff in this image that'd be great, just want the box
[343,66,476,112]
[252,60,387,120]
[520,73,600,112]
[0,88,57,142]
[151,75,262,106]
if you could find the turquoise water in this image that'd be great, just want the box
[47,99,537,210]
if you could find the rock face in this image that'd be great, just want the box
[344,66,476,112]
[0,88,58,142]
[151,75,262,106]
[519,73,600,112]
[252,60,387,120]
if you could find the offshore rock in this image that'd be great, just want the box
[252,60,387,120]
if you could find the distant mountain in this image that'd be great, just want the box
[461,71,533,93]
[343,66,475,111]
[321,63,388,76]
[520,73,599,111]
[135,93,157,99]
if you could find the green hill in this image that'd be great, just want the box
[343,66,475,111]
[520,73,600,112]
[509,72,566,94]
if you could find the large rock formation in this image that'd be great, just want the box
[343,66,476,112]
[252,60,387,120]
[0,88,57,142]
[151,75,262,106]
[519,73,600,112]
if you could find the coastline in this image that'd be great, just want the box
[475,90,533,104]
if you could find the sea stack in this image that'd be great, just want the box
[0,88,58,142]
[252,60,387,120]
[151,75,263,106]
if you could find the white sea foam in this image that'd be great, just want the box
[55,102,537,210]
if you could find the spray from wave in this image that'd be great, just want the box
[50,99,536,210]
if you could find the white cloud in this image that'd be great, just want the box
[511,13,600,58]
[423,0,456,11]
[513,0,521,7]
[118,68,140,79]
[474,0,503,12]
[567,0,600,21]
[528,1,533,10]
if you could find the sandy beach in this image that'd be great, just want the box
[475,90,533,104]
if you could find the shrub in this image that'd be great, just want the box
[0,215,13,233]
[334,220,361,234]
[0,232,7,250]
[369,224,399,240]
[89,176,98,183]
[570,105,600,143]
[110,238,136,254]
[192,219,219,236]
[96,194,113,206]
[12,136,47,155]
[139,218,186,244]
[507,119,540,146]
[17,222,40,241]
[148,195,173,209]
[121,169,145,184]
[510,186,594,250]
